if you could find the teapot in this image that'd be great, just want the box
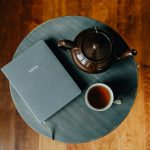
[58,27,137,73]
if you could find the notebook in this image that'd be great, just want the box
[1,40,81,124]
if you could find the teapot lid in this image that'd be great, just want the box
[81,29,112,62]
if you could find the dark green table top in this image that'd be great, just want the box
[10,16,138,143]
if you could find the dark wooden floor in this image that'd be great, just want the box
[0,0,150,150]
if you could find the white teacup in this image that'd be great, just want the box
[85,83,121,111]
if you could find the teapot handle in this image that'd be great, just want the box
[58,40,76,52]
[117,49,137,60]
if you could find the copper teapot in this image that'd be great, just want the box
[58,27,137,73]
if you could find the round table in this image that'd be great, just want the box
[10,16,138,143]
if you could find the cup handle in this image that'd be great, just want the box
[113,99,122,105]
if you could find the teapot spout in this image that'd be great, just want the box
[58,40,75,52]
[117,49,137,60]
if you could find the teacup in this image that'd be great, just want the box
[85,83,121,111]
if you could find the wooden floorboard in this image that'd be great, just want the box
[0,0,150,149]
[142,67,150,150]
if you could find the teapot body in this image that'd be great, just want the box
[58,27,137,73]
[71,47,116,73]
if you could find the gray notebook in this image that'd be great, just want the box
[1,40,81,124]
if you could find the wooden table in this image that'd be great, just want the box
[10,16,137,143]
[0,0,150,149]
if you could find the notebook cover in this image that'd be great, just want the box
[1,40,81,124]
